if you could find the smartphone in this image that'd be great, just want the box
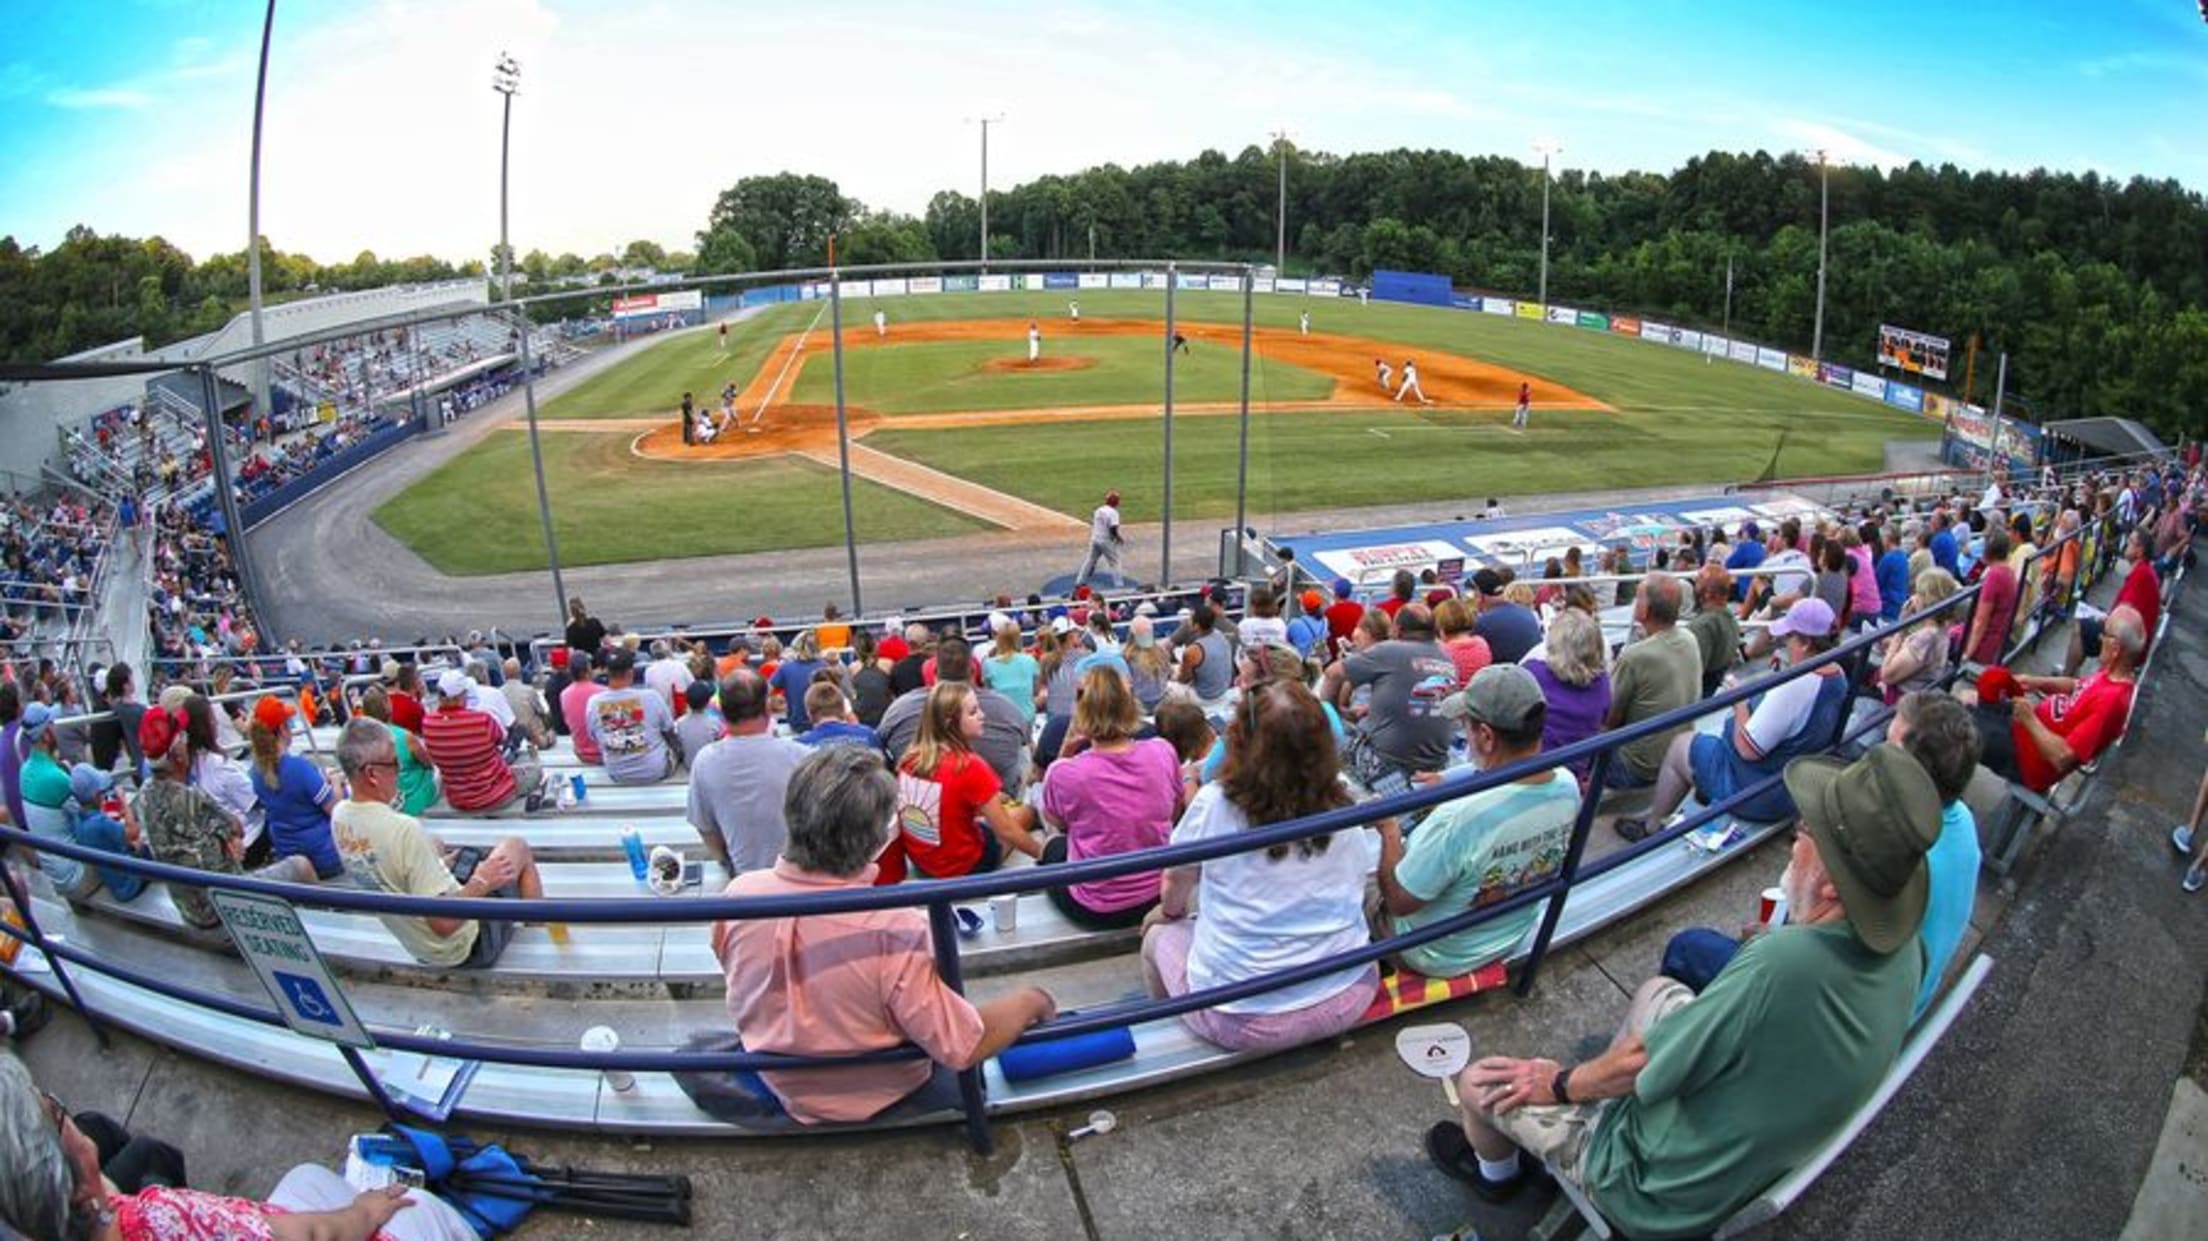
[681,861,704,889]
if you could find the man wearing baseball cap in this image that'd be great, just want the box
[1075,489,1126,591]
[422,670,544,813]
[1470,568,1543,666]
[1373,665,1580,979]
[1617,596,1849,840]
[1428,746,1941,1238]
[14,703,103,901]
[134,705,318,933]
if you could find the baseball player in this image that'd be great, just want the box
[1027,321,1042,363]
[1394,358,1432,405]
[1513,381,1531,429]
[1069,299,1081,323]
[1375,357,1393,393]
[1076,489,1126,589]
[1357,286,1370,307]
[873,309,888,338]
[695,407,720,444]
[716,321,728,352]
[1172,332,1191,356]
[680,392,696,446]
[1299,309,1310,336]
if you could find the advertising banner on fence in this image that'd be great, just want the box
[1610,316,1642,337]
[1578,311,1609,330]
[907,276,942,295]
[1637,320,1664,342]
[978,274,1012,292]
[1308,279,1343,297]
[1043,272,1079,291]
[611,289,702,318]
[1110,272,1144,289]
[1311,538,1467,585]
[1883,382,1924,414]
[1452,295,1482,311]
[1012,274,1035,290]
[1548,305,1577,325]
[1482,298,1516,317]
[1677,329,1703,352]
[870,278,908,297]
[1254,278,1275,294]
[1514,301,1544,320]
[1729,340,1757,364]
[1878,323,1951,381]
[943,274,979,292]
[1818,362,1851,389]
[1701,334,1725,356]
[1177,272,1208,290]
[1208,274,1242,292]
[1851,371,1888,400]
[1755,346,1787,372]
[1787,355,1818,379]
[1276,277,1307,293]
[1077,272,1108,289]
[1143,271,1170,289]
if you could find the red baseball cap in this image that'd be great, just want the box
[252,694,295,732]
[549,647,570,670]
[879,635,911,662]
[138,706,187,759]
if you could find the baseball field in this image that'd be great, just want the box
[370,290,1941,575]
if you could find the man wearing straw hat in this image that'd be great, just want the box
[1421,745,1941,1239]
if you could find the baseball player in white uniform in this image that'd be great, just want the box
[1375,357,1393,394]
[1299,309,1310,336]
[1075,489,1125,589]
[1068,299,1081,323]
[873,309,887,338]
[1394,359,1432,405]
[1027,321,1042,364]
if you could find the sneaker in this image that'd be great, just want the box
[2172,826,2195,856]
[1423,1122,1551,1204]
[2,991,51,1042]
[1615,817,1653,843]
[2184,869,2205,894]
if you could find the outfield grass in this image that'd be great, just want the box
[369,426,986,575]
[785,334,1335,414]
[541,302,819,420]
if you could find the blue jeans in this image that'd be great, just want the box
[1659,927,1742,993]
[76,814,147,902]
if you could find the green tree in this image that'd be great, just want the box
[699,173,854,272]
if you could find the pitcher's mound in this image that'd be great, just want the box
[980,355,1096,374]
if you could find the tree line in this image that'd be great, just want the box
[8,145,2205,440]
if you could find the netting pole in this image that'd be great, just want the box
[515,320,569,628]
[1232,269,1255,578]
[197,365,271,645]
[829,272,865,615]
[1161,265,1177,587]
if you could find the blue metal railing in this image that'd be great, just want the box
[0,505,2141,1151]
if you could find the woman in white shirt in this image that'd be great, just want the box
[182,692,259,839]
[1234,585,1290,651]
[1141,681,1379,1051]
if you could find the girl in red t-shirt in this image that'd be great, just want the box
[890,683,1040,880]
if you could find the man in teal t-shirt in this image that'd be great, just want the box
[1421,746,1942,1240]
[1375,665,1577,978]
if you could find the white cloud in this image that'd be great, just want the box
[1770,119,1916,171]
[46,86,155,110]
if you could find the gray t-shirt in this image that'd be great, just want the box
[675,709,722,768]
[876,685,1030,793]
[585,686,677,784]
[686,732,810,873]
[1343,639,1459,770]
[1188,631,1234,701]
[1608,627,1704,780]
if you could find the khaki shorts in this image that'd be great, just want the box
[1478,978,1697,1186]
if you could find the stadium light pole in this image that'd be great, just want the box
[494,52,569,626]
[1811,148,1830,363]
[245,0,276,431]
[972,115,1004,270]
[1272,129,1290,274]
[1533,140,1562,312]
[1161,265,1177,585]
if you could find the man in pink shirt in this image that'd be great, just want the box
[560,650,606,765]
[708,746,1055,1125]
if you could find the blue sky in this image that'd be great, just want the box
[2,0,2203,263]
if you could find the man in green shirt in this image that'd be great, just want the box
[1685,564,1742,697]
[1603,574,1703,788]
[1422,745,1941,1239]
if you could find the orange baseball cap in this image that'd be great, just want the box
[252,694,296,732]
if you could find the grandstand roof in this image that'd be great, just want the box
[2042,416,2167,460]
[147,371,251,417]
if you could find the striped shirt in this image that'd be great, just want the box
[421,705,515,811]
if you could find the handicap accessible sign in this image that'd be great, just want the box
[211,890,373,1050]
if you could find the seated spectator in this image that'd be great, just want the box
[1377,569,1417,620]
[1743,518,1814,621]
[1426,747,1940,1236]
[1323,603,1458,787]
[1976,603,2142,793]
[331,719,543,970]
[179,694,256,833]
[1287,589,1329,656]
[1153,698,1216,808]
[980,616,1042,728]
[641,640,695,715]
[134,707,315,932]
[1435,597,1493,688]
[1603,574,1702,790]
[1324,578,1365,653]
[421,675,542,813]
[1525,609,1612,789]
[1875,522,1912,623]
[688,670,809,875]
[2064,530,2159,677]
[815,603,852,655]
[703,746,1055,1126]
[1038,668,1184,929]
[499,657,554,748]
[1173,604,1235,704]
[1876,568,1959,703]
[1124,615,1176,712]
[888,624,931,696]
[877,637,1029,794]
[1375,665,1578,977]
[850,630,894,727]
[246,696,341,880]
[14,704,106,901]
[767,631,829,732]
[1889,692,1982,1018]
[889,683,1041,880]
[1238,585,1289,649]
[1471,568,1543,665]
[1143,682,1379,1052]
[64,763,150,902]
[1197,643,1344,784]
[356,685,439,815]
[1618,598,1848,838]
[559,651,606,764]
[1963,528,2019,665]
[674,679,723,766]
[386,660,427,734]
[797,682,878,749]
[585,650,679,784]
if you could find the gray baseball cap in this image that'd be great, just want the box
[1439,664,1545,732]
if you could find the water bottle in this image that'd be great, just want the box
[621,825,648,880]
[570,772,588,805]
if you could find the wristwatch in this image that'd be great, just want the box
[1552,1066,1574,1105]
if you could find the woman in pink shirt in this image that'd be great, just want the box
[559,650,605,764]
[1843,524,1883,632]
[706,746,1055,1127]
[1038,667,1184,928]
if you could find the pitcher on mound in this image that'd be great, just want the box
[1028,321,1042,364]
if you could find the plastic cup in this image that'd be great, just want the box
[1759,887,1787,927]
[582,1026,634,1093]
[989,893,1019,933]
